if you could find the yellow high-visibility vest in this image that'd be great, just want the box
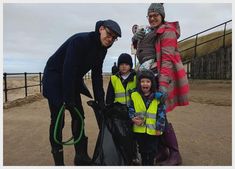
[111,75,136,105]
[131,91,160,135]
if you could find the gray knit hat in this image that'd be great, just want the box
[147,3,165,19]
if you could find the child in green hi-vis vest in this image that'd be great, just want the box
[105,53,138,165]
[106,53,136,105]
[128,70,166,166]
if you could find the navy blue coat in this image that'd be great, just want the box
[42,21,108,107]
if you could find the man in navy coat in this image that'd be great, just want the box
[42,19,121,166]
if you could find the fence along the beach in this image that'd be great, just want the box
[180,20,232,79]
[2,72,106,103]
[3,72,43,102]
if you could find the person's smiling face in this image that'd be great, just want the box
[99,26,118,47]
[140,78,152,95]
[147,11,163,28]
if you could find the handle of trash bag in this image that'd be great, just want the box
[53,104,84,145]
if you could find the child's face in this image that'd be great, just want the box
[140,78,152,94]
[119,63,131,75]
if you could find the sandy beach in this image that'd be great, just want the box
[3,77,232,166]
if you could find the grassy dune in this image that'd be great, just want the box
[179,29,232,61]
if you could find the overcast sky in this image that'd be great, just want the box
[3,2,232,73]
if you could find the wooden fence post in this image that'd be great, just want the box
[24,72,28,97]
[39,72,42,92]
[3,73,8,102]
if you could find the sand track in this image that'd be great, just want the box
[3,79,232,166]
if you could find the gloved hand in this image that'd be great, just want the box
[155,91,168,104]
[97,100,106,111]
[133,28,145,41]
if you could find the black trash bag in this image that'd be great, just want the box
[87,101,135,166]
[104,103,135,165]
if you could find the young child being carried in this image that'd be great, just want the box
[132,25,157,75]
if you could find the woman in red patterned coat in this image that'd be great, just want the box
[132,3,189,165]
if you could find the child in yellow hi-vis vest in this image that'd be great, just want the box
[105,53,137,165]
[128,70,166,165]
[106,53,136,105]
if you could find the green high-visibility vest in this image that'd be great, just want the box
[111,75,136,105]
[131,91,160,135]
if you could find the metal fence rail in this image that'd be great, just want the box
[3,72,43,102]
[2,72,108,103]
[180,20,232,80]
[179,20,232,57]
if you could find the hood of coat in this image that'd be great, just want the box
[95,20,104,32]
[156,21,180,39]
[94,20,107,48]
[136,70,156,94]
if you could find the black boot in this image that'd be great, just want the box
[141,153,148,166]
[141,153,155,166]
[74,136,92,165]
[158,123,182,166]
[155,139,169,164]
[148,152,155,166]
[51,149,64,166]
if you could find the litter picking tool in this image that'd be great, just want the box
[53,104,84,145]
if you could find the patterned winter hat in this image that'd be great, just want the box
[147,3,165,19]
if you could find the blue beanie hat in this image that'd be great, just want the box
[118,53,133,68]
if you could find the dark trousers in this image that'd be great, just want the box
[135,133,159,165]
[48,94,86,153]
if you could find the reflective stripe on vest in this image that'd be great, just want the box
[111,75,136,105]
[131,91,159,135]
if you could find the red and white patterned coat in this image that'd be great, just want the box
[154,21,189,112]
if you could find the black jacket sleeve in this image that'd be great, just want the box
[91,51,106,105]
[63,38,81,106]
